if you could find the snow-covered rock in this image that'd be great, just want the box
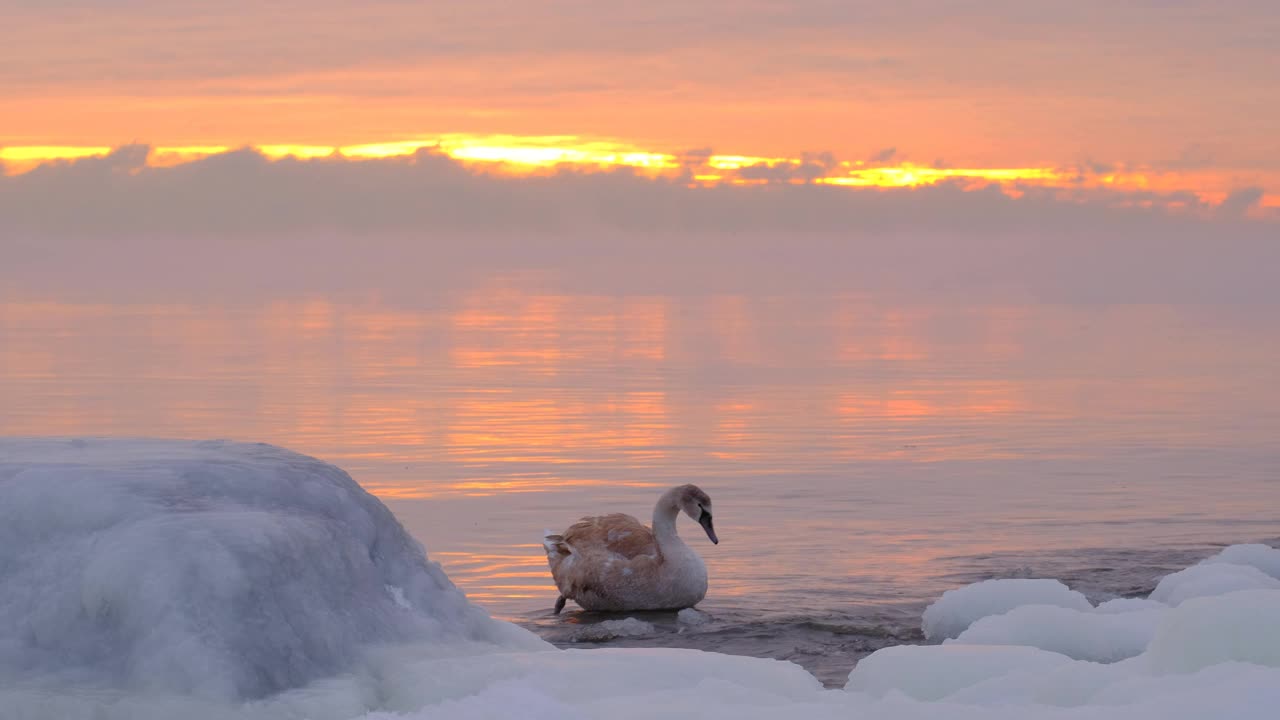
[0,438,542,702]
[950,603,1165,662]
[921,578,1092,640]
[1199,543,1280,580]
[1145,589,1280,674]
[845,644,1075,700]
[1150,562,1280,606]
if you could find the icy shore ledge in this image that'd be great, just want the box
[0,439,542,702]
[2,438,1278,720]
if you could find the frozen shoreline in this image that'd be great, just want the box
[2,438,1278,719]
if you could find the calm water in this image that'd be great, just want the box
[2,286,1278,685]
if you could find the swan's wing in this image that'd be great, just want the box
[561,513,656,560]
[549,514,659,606]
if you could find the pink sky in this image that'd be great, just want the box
[4,1,1277,178]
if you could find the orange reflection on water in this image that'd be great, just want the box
[441,284,674,473]
[452,291,570,371]
[444,389,671,467]
[6,294,1280,612]
[4,292,1273,499]
[449,289,670,369]
[836,382,1023,421]
[835,305,930,362]
[379,477,665,498]
[432,548,557,605]
[706,295,761,364]
[709,400,761,462]
[615,297,669,362]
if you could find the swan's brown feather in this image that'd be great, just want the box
[561,513,657,560]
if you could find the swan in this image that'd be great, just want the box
[542,484,718,613]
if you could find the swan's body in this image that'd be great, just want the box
[542,484,718,613]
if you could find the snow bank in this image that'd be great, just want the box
[1149,562,1280,606]
[950,603,1165,662]
[4,437,1280,720]
[844,584,1280,712]
[838,537,1280,715]
[845,644,1074,700]
[921,578,1092,640]
[1199,543,1280,580]
[1145,589,1280,674]
[0,439,542,702]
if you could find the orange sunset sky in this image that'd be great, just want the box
[3,1,1278,207]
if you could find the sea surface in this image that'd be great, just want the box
[2,284,1277,686]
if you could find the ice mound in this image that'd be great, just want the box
[845,574,1280,713]
[950,603,1165,662]
[921,578,1091,640]
[1199,543,1280,580]
[0,439,542,701]
[677,608,710,625]
[1149,562,1280,606]
[840,541,1280,715]
[1145,590,1280,674]
[845,644,1074,700]
[569,618,655,642]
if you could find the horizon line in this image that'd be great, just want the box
[2,134,1276,213]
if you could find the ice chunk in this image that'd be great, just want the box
[0,439,544,701]
[946,653,1145,707]
[951,603,1165,662]
[1200,543,1280,580]
[1146,589,1280,674]
[845,644,1074,700]
[921,578,1092,640]
[568,618,655,642]
[677,608,710,625]
[1149,562,1280,606]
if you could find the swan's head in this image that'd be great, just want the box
[675,484,718,545]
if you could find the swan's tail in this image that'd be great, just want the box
[542,529,570,559]
[542,530,571,614]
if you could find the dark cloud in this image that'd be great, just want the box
[1218,187,1265,217]
[680,148,716,163]
[871,147,897,162]
[735,153,836,184]
[4,145,1259,236]
[1,147,1276,306]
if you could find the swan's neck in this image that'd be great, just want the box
[651,491,684,549]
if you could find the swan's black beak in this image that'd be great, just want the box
[698,509,718,544]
